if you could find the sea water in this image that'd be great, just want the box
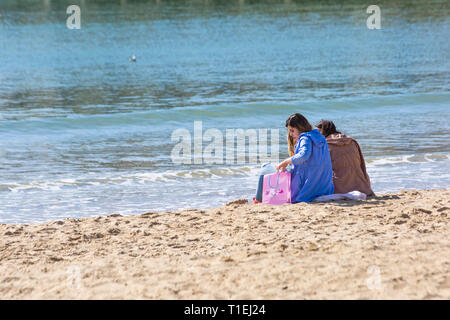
[0,0,449,223]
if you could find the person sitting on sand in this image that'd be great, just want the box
[276,113,334,202]
[316,120,374,196]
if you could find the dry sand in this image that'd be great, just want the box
[0,189,449,299]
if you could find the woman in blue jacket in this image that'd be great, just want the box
[276,113,334,203]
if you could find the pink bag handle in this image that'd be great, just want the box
[268,172,280,189]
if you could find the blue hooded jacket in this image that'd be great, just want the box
[290,129,334,202]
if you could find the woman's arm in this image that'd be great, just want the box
[276,136,312,171]
[276,157,292,171]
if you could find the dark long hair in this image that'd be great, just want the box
[285,113,313,156]
[316,119,341,138]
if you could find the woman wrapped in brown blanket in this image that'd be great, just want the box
[316,120,375,196]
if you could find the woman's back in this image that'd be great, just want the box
[326,133,374,196]
[290,129,334,202]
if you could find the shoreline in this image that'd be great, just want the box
[0,188,449,299]
[2,155,449,225]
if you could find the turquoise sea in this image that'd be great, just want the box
[0,0,449,223]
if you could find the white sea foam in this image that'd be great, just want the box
[3,154,450,194]
[366,154,450,167]
[0,165,261,192]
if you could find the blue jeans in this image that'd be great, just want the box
[255,175,264,202]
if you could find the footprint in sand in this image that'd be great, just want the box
[108,228,121,235]
[412,208,432,215]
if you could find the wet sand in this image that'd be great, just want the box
[0,189,449,299]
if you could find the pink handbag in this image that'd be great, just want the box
[262,171,291,205]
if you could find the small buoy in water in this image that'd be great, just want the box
[130,55,136,62]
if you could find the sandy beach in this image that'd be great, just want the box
[0,188,449,299]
